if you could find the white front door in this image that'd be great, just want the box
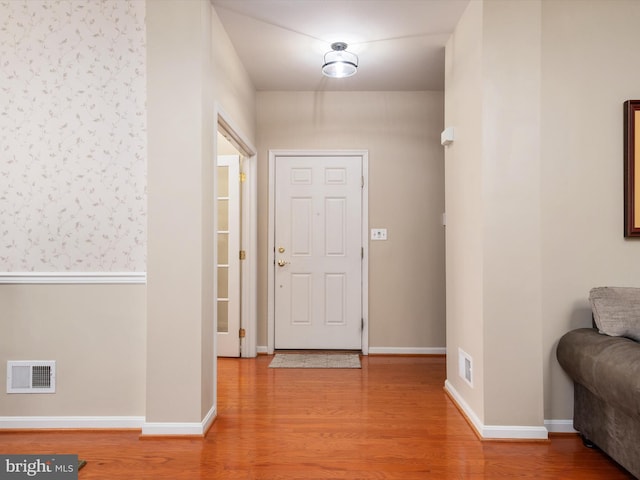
[274,155,363,350]
[217,155,241,357]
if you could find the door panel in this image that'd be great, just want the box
[274,155,362,350]
[291,274,312,325]
[291,198,312,254]
[325,198,346,255]
[325,273,346,325]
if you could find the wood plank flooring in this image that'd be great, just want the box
[0,355,633,479]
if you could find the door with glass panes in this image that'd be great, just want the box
[217,155,240,357]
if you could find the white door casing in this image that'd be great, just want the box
[272,153,366,350]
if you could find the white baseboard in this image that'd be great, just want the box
[201,405,217,434]
[544,419,577,433]
[1,408,219,436]
[0,416,145,430]
[141,406,216,436]
[368,347,446,355]
[258,346,446,355]
[444,380,548,440]
[481,424,549,440]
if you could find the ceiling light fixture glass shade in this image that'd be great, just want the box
[322,42,358,78]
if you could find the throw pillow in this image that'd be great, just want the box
[589,286,640,341]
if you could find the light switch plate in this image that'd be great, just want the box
[371,228,387,240]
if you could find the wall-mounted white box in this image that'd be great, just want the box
[441,127,455,146]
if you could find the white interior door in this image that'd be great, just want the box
[274,155,362,350]
[217,155,240,357]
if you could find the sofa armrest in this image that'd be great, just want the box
[557,328,640,418]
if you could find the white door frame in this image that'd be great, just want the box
[267,149,369,355]
[215,105,257,358]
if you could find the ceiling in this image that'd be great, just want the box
[211,0,470,92]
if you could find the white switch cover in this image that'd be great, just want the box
[371,228,388,240]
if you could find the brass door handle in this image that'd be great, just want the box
[277,259,290,267]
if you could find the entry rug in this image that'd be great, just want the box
[269,353,361,369]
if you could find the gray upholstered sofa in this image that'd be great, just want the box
[557,286,640,479]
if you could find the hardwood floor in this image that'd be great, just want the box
[0,355,633,479]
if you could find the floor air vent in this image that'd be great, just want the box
[7,361,56,393]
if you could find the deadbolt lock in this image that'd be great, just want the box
[278,247,285,253]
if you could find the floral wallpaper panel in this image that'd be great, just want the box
[0,0,146,272]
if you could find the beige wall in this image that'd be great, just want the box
[444,0,486,420]
[1,285,146,416]
[0,0,147,419]
[481,0,544,427]
[446,0,640,431]
[541,0,640,421]
[211,8,256,143]
[1,0,255,425]
[445,0,546,429]
[8,0,638,432]
[146,0,213,424]
[145,0,255,425]
[445,0,545,431]
[256,91,446,350]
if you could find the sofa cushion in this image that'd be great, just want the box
[589,287,640,341]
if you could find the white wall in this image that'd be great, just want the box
[256,91,446,351]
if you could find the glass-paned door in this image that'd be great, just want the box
[217,155,240,357]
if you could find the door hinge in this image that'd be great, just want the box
[239,172,247,183]
[361,176,364,188]
[239,250,246,260]
[361,247,364,259]
[239,328,246,338]
[361,318,364,331]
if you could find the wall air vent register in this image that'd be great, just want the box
[7,361,56,394]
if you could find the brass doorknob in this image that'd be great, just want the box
[277,259,289,267]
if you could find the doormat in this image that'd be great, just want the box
[269,353,361,369]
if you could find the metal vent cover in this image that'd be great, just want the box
[7,361,56,393]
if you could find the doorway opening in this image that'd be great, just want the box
[215,112,257,358]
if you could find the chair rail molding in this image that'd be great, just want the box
[0,272,147,284]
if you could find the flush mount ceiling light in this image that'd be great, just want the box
[322,42,358,78]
